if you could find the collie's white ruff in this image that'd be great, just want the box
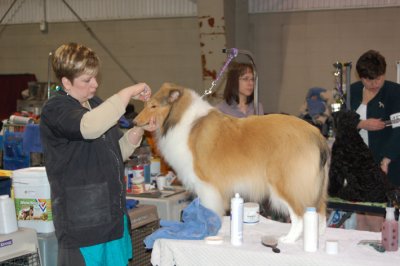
[134,83,329,243]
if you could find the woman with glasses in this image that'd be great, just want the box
[216,62,264,117]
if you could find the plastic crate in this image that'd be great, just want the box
[0,228,41,266]
[128,205,159,266]
[0,252,40,266]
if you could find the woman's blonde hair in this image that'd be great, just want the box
[52,43,100,83]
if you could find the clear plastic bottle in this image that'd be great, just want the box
[230,193,244,246]
[381,202,398,252]
[303,207,318,252]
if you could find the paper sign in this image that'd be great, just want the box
[390,112,400,128]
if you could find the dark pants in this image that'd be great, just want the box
[57,244,86,266]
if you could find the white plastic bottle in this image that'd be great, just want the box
[303,207,318,252]
[0,194,18,234]
[230,193,244,246]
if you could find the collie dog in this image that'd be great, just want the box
[134,82,329,243]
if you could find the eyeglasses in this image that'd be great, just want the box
[239,77,255,82]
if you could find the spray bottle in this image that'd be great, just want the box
[381,201,398,252]
[230,193,244,246]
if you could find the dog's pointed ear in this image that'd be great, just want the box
[168,89,181,103]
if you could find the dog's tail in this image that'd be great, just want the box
[316,137,330,214]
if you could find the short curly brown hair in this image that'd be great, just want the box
[355,50,386,79]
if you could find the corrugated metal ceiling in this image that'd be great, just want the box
[0,0,197,24]
[249,0,400,13]
[1,0,400,25]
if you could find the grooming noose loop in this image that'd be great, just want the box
[201,49,239,98]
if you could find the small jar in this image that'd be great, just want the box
[243,202,260,224]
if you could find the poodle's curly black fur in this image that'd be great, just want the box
[328,110,394,202]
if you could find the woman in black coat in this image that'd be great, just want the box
[350,49,400,187]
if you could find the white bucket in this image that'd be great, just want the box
[12,167,54,233]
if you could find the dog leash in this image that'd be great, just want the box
[201,48,238,98]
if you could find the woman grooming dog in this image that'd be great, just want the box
[40,43,156,265]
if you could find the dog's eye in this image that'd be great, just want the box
[150,105,157,109]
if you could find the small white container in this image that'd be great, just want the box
[325,240,339,255]
[156,176,167,191]
[303,207,318,252]
[12,167,54,233]
[243,202,260,224]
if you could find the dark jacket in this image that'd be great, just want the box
[40,93,127,248]
[350,80,400,186]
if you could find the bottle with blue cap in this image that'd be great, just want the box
[303,206,318,252]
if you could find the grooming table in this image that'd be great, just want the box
[151,216,400,266]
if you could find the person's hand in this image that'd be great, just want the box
[131,83,151,101]
[380,157,391,174]
[357,118,385,131]
[118,83,152,106]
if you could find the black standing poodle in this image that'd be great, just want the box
[328,110,394,202]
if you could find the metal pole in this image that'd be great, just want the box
[47,52,52,99]
[397,61,400,84]
[252,60,259,115]
[344,62,352,110]
[0,0,18,24]
[235,50,258,115]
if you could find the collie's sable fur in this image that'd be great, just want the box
[134,82,329,243]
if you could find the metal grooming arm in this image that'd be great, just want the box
[397,61,400,84]
[344,62,352,110]
[203,48,260,115]
[224,49,259,115]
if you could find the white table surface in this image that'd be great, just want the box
[151,216,399,266]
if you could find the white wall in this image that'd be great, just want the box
[0,17,203,111]
[2,5,400,115]
[250,7,400,114]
